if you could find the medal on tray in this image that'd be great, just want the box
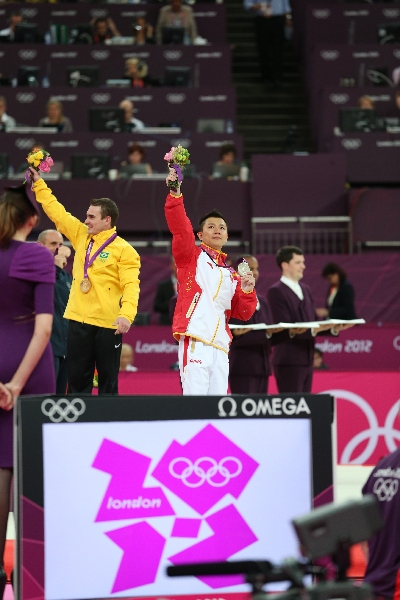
[237,259,251,277]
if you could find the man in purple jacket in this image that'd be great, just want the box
[229,255,282,394]
[267,246,333,393]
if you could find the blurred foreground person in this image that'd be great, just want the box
[362,409,400,600]
[0,183,55,596]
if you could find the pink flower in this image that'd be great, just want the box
[39,160,51,173]
[164,147,176,162]
[46,157,54,167]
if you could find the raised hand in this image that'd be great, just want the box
[166,166,180,193]
[0,383,14,411]
[240,272,255,292]
[113,316,131,335]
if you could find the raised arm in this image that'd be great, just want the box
[30,168,86,248]
[164,172,196,267]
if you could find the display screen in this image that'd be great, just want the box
[43,418,311,600]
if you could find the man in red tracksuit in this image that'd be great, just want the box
[164,169,257,396]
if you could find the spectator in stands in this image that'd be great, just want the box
[91,17,121,44]
[120,143,153,177]
[0,96,16,132]
[156,0,198,44]
[244,0,292,88]
[133,16,155,46]
[395,89,400,111]
[124,58,150,88]
[313,348,329,370]
[211,143,240,179]
[38,99,73,133]
[153,256,177,325]
[358,95,375,110]
[316,262,357,320]
[217,143,237,165]
[0,11,23,42]
[119,343,138,372]
[119,99,145,132]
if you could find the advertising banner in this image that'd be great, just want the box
[16,395,333,600]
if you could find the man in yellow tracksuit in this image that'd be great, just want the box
[29,168,140,394]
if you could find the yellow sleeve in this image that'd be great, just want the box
[33,178,86,248]
[117,244,141,323]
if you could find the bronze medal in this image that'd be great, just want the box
[80,278,91,293]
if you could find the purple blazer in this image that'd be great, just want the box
[229,296,272,377]
[267,280,317,367]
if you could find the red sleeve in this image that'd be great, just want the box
[164,192,197,267]
[230,282,257,321]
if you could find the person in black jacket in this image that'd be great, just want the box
[316,262,356,321]
[153,256,177,325]
[38,230,72,393]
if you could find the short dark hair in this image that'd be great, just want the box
[219,143,236,160]
[0,189,37,250]
[276,245,303,269]
[321,262,347,284]
[90,198,119,227]
[128,143,145,158]
[198,209,227,232]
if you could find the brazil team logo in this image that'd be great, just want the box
[99,251,110,263]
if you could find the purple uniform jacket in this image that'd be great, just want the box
[229,296,273,377]
[267,280,317,367]
[362,447,400,599]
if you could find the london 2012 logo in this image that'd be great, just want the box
[92,424,259,593]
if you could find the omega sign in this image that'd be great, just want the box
[217,396,311,417]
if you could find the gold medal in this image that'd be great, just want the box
[80,278,91,293]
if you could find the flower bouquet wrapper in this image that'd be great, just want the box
[164,145,190,193]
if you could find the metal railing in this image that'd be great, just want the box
[357,241,400,253]
[251,216,353,254]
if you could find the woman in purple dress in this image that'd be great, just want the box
[0,183,55,596]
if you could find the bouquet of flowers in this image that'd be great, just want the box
[24,148,54,183]
[164,145,190,190]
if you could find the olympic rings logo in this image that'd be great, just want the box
[373,478,399,501]
[41,398,86,423]
[169,456,242,488]
[320,389,400,464]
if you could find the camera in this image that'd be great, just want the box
[167,496,383,600]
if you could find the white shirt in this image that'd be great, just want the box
[1,113,16,131]
[280,275,304,300]
[130,117,145,130]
